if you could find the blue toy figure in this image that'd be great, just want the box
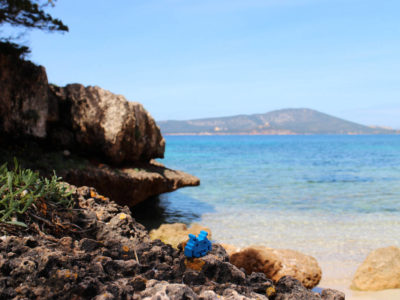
[184,230,212,258]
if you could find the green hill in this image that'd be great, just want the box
[158,108,398,135]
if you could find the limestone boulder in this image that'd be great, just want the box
[149,223,212,249]
[229,246,321,289]
[0,53,48,138]
[62,160,199,207]
[351,246,400,291]
[48,84,165,164]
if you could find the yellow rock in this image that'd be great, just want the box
[266,286,276,297]
[149,223,212,249]
[351,246,400,291]
[184,258,206,271]
[230,246,321,289]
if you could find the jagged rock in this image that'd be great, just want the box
[63,161,199,207]
[138,280,199,300]
[274,276,321,299]
[150,223,212,249]
[229,246,322,289]
[274,277,344,300]
[0,184,343,299]
[48,84,165,164]
[222,289,250,300]
[351,246,400,291]
[200,254,246,285]
[1,55,199,205]
[199,290,220,300]
[320,289,345,300]
[0,53,48,138]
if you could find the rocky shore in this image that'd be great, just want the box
[0,184,345,299]
[0,52,199,207]
[1,51,346,299]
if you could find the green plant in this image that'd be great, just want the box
[0,158,73,227]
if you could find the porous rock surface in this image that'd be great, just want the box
[0,52,48,138]
[62,160,199,207]
[0,185,343,299]
[0,53,199,207]
[149,223,212,249]
[230,246,322,289]
[351,246,400,291]
[48,84,165,164]
[274,276,344,300]
[0,53,165,164]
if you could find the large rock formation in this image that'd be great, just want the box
[63,161,199,207]
[229,246,322,289]
[0,52,48,138]
[0,52,199,206]
[351,246,400,291]
[0,52,165,164]
[48,84,165,164]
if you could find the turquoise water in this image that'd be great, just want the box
[156,135,400,285]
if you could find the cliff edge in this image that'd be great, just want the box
[0,52,199,206]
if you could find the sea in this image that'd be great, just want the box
[149,135,400,287]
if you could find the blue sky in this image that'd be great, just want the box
[4,0,400,128]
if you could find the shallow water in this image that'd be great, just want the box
[155,135,400,285]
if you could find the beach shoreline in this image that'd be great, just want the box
[323,285,400,300]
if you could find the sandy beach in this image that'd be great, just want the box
[325,285,400,300]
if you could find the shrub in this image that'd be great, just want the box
[0,158,72,227]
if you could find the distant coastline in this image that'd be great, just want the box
[163,131,400,136]
[159,108,399,136]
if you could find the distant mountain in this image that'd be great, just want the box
[158,108,399,135]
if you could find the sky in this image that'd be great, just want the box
[4,0,400,128]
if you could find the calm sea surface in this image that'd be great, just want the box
[155,135,400,285]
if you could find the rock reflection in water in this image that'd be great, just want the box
[131,191,215,230]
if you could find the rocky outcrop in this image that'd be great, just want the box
[351,246,400,291]
[149,223,212,249]
[230,246,322,289]
[0,53,198,206]
[0,52,48,138]
[0,53,165,164]
[48,84,165,164]
[63,161,199,207]
[150,227,322,289]
[274,276,344,300]
[0,185,343,299]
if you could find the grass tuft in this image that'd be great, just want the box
[0,158,73,227]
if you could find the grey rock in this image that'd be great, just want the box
[63,161,199,207]
[201,255,246,285]
[166,283,199,300]
[0,53,48,138]
[222,289,247,300]
[199,290,220,300]
[274,276,321,300]
[321,288,345,300]
[48,84,165,163]
[139,281,198,300]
